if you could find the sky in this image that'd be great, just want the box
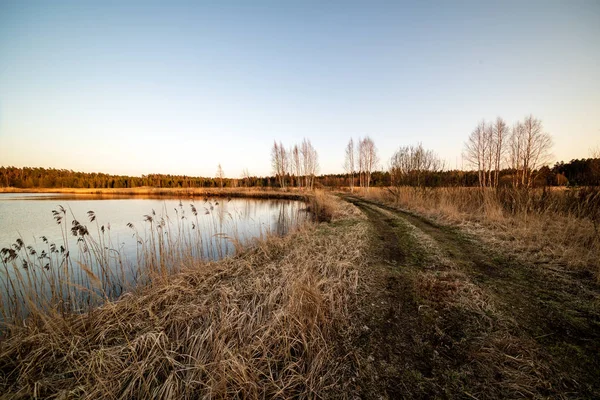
[1,0,599,178]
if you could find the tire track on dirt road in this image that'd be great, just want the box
[344,195,600,399]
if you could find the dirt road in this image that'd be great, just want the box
[344,196,600,399]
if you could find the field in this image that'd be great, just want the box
[1,188,599,398]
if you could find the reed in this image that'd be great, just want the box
[0,186,310,201]
[0,198,305,325]
[0,193,369,398]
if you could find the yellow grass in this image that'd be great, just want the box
[0,186,308,200]
[0,194,370,398]
[360,186,600,277]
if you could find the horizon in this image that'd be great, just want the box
[1,1,599,178]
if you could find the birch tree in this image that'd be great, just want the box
[360,137,378,190]
[292,145,301,187]
[521,115,553,187]
[301,138,319,190]
[464,120,488,188]
[271,141,288,188]
[301,138,319,189]
[358,137,365,188]
[343,138,355,192]
[492,117,508,187]
[465,118,508,188]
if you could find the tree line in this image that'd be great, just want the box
[2,160,597,191]
[2,122,597,191]
[0,167,279,189]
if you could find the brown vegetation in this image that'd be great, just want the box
[0,194,370,398]
[360,186,600,277]
[0,186,309,200]
[345,194,600,398]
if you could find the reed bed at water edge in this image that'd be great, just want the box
[0,186,310,201]
[0,192,370,398]
[0,197,302,324]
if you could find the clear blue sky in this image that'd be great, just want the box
[1,0,599,177]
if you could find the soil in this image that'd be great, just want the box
[343,196,600,399]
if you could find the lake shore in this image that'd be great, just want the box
[0,191,367,398]
[0,186,310,200]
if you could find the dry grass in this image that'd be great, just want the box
[361,186,600,277]
[0,187,308,201]
[344,198,589,398]
[306,190,340,223]
[414,266,553,398]
[0,194,369,399]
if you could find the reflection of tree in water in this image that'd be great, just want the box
[241,198,256,220]
[274,202,291,236]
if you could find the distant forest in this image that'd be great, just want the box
[1,157,599,190]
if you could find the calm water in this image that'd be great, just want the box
[0,193,304,257]
[0,193,306,317]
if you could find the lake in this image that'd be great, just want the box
[0,193,306,319]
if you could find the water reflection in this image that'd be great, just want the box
[0,193,307,321]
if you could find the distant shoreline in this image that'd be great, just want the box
[0,186,310,201]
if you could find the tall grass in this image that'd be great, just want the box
[361,186,600,277]
[0,193,368,398]
[0,199,304,325]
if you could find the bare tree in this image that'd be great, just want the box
[492,117,508,187]
[343,138,355,192]
[507,116,553,187]
[288,145,296,188]
[300,138,319,190]
[292,145,301,187]
[271,141,281,187]
[358,137,365,188]
[465,118,508,188]
[507,122,522,187]
[485,123,494,187]
[300,139,319,189]
[464,120,488,188]
[271,141,288,188]
[520,115,553,187]
[390,143,444,189]
[216,164,225,188]
[590,145,600,158]
[300,139,310,188]
[360,137,378,190]
[270,139,318,190]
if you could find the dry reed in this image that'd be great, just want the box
[0,194,369,398]
[0,187,309,201]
